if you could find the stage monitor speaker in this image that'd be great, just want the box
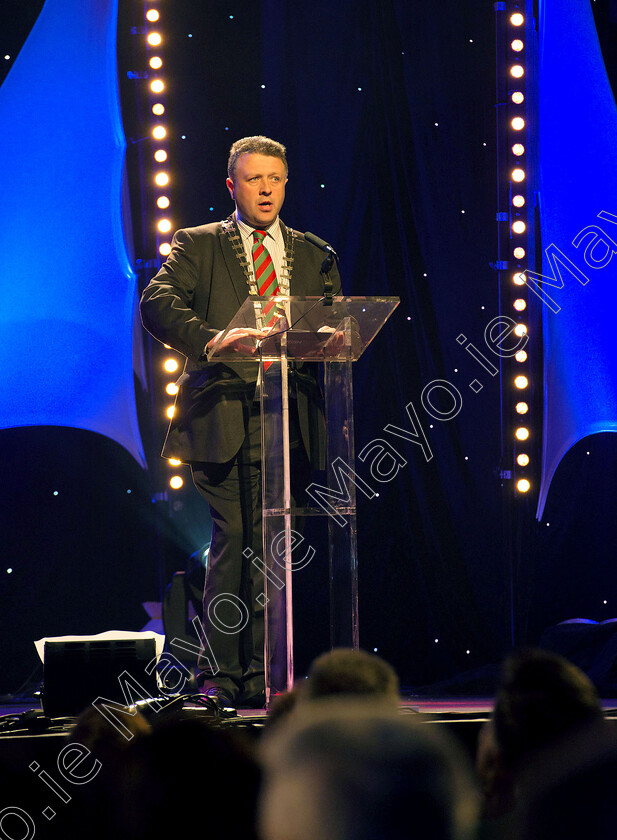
[42,638,158,718]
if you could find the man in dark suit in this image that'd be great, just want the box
[140,136,340,708]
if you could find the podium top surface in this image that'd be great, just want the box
[207,295,399,362]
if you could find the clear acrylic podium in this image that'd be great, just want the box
[208,295,399,704]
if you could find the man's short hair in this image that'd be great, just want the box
[303,648,400,703]
[227,135,288,180]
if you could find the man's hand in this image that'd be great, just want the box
[318,325,346,357]
[207,327,269,356]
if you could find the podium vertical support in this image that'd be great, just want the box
[280,332,294,694]
[325,329,358,650]
[261,331,295,704]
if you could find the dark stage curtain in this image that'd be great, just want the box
[255,0,508,685]
[121,0,510,686]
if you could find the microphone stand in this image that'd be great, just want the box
[304,231,339,307]
[321,253,335,306]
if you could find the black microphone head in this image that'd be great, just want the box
[304,231,330,251]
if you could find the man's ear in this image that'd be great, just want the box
[226,177,235,200]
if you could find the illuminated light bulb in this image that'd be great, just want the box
[158,218,172,233]
[511,39,524,51]
[517,453,530,466]
[166,406,175,419]
[147,32,162,47]
[517,478,531,493]
[511,91,524,104]
[166,383,179,396]
[164,358,179,373]
[516,427,529,440]
[168,458,182,466]
[512,168,526,182]
[511,13,524,25]
[152,125,166,140]
[513,271,526,285]
[155,172,169,186]
[512,194,525,207]
[510,65,524,78]
[513,246,525,259]
[150,56,162,70]
[512,143,525,156]
[152,103,165,115]
[146,10,160,22]
[516,401,529,414]
[157,195,170,209]
[514,374,528,389]
[159,242,172,256]
[513,298,526,311]
[512,220,526,234]
[515,349,527,362]
[151,79,164,93]
[170,475,184,489]
[511,116,525,130]
[154,149,167,162]
[514,323,527,336]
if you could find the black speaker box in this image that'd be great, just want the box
[42,638,158,718]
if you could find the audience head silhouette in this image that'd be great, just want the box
[259,698,479,840]
[302,647,400,704]
[492,647,602,769]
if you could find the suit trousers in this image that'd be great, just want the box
[191,396,310,701]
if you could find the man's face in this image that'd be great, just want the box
[226,152,287,229]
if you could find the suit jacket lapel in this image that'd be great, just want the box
[218,221,250,307]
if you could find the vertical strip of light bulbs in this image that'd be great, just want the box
[145,4,183,492]
[144,5,171,260]
[508,5,531,496]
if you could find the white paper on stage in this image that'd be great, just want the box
[34,630,165,663]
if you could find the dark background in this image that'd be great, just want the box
[2,0,617,696]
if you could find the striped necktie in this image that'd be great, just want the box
[252,229,279,297]
[252,229,282,367]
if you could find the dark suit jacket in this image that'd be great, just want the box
[140,218,341,465]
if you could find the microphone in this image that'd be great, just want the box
[304,231,338,258]
[305,232,337,306]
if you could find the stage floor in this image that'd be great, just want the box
[0,696,617,718]
[3,696,617,719]
[3,696,617,778]
[0,696,494,721]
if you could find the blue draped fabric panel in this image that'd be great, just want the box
[536,0,617,517]
[0,0,146,468]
